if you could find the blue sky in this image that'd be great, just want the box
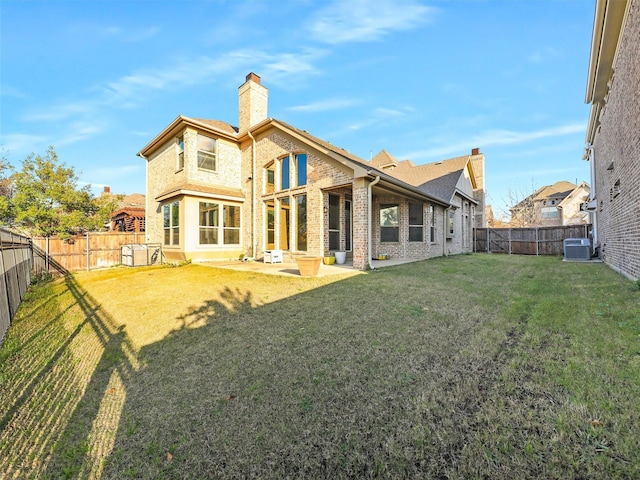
[1,0,594,219]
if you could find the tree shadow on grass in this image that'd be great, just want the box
[1,275,135,479]
[2,272,263,479]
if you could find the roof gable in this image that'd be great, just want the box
[385,154,477,203]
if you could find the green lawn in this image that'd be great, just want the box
[1,255,639,479]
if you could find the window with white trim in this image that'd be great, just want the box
[177,135,184,170]
[163,201,180,246]
[198,202,240,245]
[197,134,216,171]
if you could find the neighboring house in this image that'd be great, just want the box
[509,181,590,227]
[584,0,639,280]
[138,73,485,269]
[111,207,145,233]
[102,187,146,233]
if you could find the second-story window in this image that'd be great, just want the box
[177,135,184,170]
[280,156,290,190]
[266,163,275,194]
[294,153,307,187]
[197,135,216,171]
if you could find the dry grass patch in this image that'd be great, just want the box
[1,256,639,479]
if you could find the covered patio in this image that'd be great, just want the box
[199,257,421,277]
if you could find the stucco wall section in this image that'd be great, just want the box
[592,0,640,280]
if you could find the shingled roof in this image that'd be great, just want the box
[383,154,472,203]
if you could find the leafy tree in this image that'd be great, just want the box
[0,148,14,225]
[12,147,117,238]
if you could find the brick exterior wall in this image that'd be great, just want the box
[146,126,246,261]
[592,0,640,280]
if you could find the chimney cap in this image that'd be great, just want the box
[245,72,261,85]
[471,147,480,155]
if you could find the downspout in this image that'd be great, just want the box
[247,131,257,259]
[585,144,598,247]
[367,174,381,270]
[139,153,150,243]
[443,207,449,257]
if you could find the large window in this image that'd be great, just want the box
[328,194,340,250]
[296,194,307,251]
[163,201,180,246]
[177,135,184,170]
[274,153,308,191]
[295,153,307,187]
[380,204,399,242]
[198,202,240,245]
[266,200,275,250]
[280,198,291,250]
[224,205,240,244]
[197,135,216,171]
[199,202,218,244]
[280,156,290,190]
[409,203,424,242]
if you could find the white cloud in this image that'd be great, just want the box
[309,0,437,44]
[0,84,28,99]
[22,102,94,122]
[57,123,106,147]
[403,123,586,161]
[0,133,51,159]
[289,98,360,112]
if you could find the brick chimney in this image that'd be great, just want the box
[104,186,111,193]
[238,72,268,133]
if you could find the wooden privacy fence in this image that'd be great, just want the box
[473,224,591,255]
[32,231,157,275]
[0,229,32,347]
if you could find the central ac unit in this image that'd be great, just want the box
[563,238,591,261]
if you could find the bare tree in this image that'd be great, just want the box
[502,184,542,227]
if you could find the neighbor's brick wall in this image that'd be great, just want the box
[593,0,640,280]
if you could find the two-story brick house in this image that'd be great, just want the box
[584,0,639,280]
[138,73,485,269]
[509,181,590,227]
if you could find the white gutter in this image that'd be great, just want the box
[138,153,150,243]
[367,174,381,270]
[585,144,598,247]
[443,207,449,257]
[247,130,257,258]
